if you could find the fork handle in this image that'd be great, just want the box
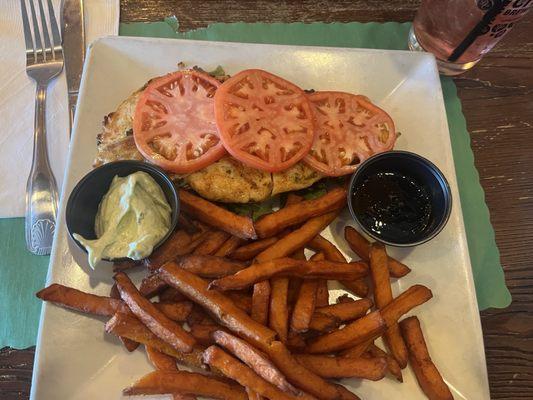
[25,84,59,256]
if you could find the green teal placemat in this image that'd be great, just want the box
[0,219,49,348]
[0,20,510,350]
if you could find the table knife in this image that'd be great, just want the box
[61,0,85,131]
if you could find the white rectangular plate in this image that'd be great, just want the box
[31,37,489,400]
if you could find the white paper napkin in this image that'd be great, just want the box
[0,0,119,218]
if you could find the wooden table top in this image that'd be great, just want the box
[1,1,531,399]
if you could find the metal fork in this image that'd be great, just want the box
[21,0,63,255]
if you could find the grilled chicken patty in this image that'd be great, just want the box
[94,84,323,204]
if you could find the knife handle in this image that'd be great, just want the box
[68,92,78,134]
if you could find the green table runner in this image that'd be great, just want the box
[0,19,510,350]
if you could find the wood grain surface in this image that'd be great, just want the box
[1,1,531,399]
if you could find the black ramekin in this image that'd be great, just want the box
[65,160,179,262]
[347,151,452,247]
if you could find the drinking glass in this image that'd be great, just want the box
[408,0,532,75]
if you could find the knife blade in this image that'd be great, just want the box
[60,0,85,131]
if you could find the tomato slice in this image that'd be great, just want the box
[133,70,226,174]
[303,91,397,177]
[214,69,316,173]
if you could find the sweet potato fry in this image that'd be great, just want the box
[344,226,411,278]
[283,189,305,289]
[215,236,246,257]
[269,277,290,343]
[343,226,373,260]
[309,252,324,262]
[323,287,431,356]
[105,313,205,369]
[140,273,168,298]
[365,343,403,382]
[246,388,263,400]
[187,305,214,326]
[146,347,196,400]
[308,252,329,307]
[193,230,231,255]
[231,237,280,261]
[336,294,353,303]
[212,258,310,291]
[255,212,339,262]
[110,284,140,352]
[251,281,271,325]
[369,243,408,368]
[340,279,369,298]
[287,332,307,351]
[180,189,257,240]
[160,262,276,351]
[400,317,454,400]
[308,235,369,298]
[255,187,347,238]
[146,345,178,371]
[154,301,193,322]
[381,285,433,326]
[340,338,374,358]
[294,354,387,380]
[212,330,299,395]
[307,311,386,354]
[268,188,304,316]
[145,229,206,271]
[178,214,200,234]
[36,284,122,316]
[175,255,246,278]
[189,323,220,346]
[209,258,368,291]
[191,218,211,233]
[286,248,304,310]
[313,298,373,323]
[37,283,192,324]
[387,257,411,278]
[285,193,304,205]
[123,370,247,400]
[110,283,120,299]
[308,235,346,262]
[308,313,340,333]
[291,248,306,260]
[159,286,187,302]
[335,385,362,400]
[290,279,318,332]
[315,280,329,307]
[266,341,341,400]
[114,272,196,353]
[203,346,300,400]
[226,291,253,313]
[287,277,303,306]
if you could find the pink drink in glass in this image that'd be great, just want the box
[408,0,532,75]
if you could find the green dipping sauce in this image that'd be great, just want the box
[74,171,171,268]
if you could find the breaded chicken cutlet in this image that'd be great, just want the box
[94,83,323,204]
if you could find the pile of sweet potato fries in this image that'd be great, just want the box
[36,187,454,400]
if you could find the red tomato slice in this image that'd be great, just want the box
[133,70,226,174]
[214,69,316,173]
[303,91,397,177]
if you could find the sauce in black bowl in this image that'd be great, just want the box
[348,151,452,247]
[352,172,432,243]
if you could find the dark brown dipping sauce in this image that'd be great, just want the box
[352,172,432,242]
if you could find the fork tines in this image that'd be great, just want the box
[20,0,62,65]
